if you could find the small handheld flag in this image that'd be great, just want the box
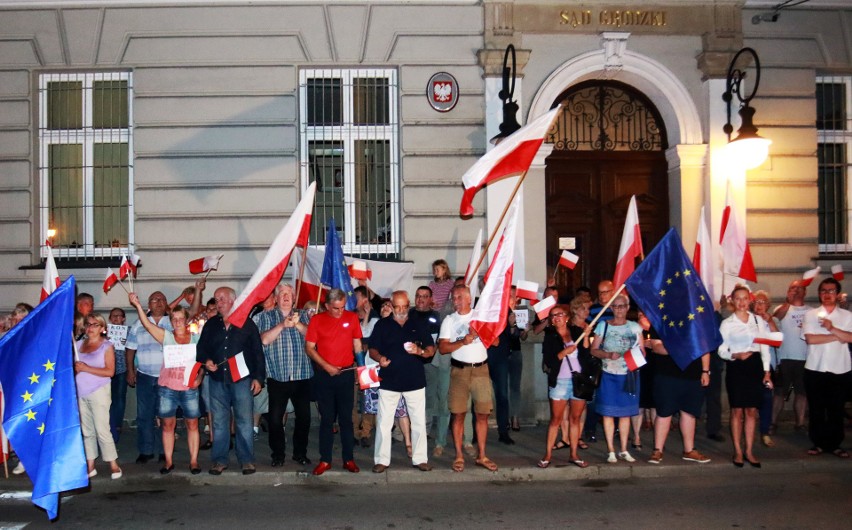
[533,296,557,320]
[832,264,844,281]
[624,343,647,372]
[802,266,821,287]
[357,366,382,390]
[515,280,539,302]
[559,250,579,270]
[103,268,119,294]
[227,352,250,382]
[189,255,223,275]
[348,260,372,281]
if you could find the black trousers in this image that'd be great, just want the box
[314,369,356,463]
[267,377,312,461]
[804,369,849,452]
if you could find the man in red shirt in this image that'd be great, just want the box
[305,288,364,475]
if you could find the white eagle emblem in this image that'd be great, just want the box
[433,82,453,102]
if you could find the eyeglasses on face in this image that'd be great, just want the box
[611,304,629,309]
[550,312,567,319]
[819,289,838,294]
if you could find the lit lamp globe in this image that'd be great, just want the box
[725,106,771,170]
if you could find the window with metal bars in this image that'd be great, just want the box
[299,69,399,259]
[817,76,852,253]
[38,72,133,259]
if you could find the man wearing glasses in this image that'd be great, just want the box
[305,288,364,475]
[802,278,852,458]
[369,291,435,473]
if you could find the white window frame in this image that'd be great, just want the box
[38,71,134,259]
[817,75,852,254]
[298,68,400,255]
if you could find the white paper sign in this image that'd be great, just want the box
[107,324,128,351]
[513,310,529,330]
[163,343,198,368]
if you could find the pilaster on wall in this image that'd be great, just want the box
[666,144,709,252]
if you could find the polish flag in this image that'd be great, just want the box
[459,107,560,217]
[515,280,539,302]
[229,182,316,327]
[533,295,557,320]
[753,331,784,348]
[613,195,643,289]
[40,242,61,302]
[118,255,131,280]
[692,206,715,302]
[189,254,223,275]
[348,260,372,281]
[624,343,647,372]
[720,181,757,282]
[0,383,8,464]
[464,228,484,301]
[182,362,203,387]
[227,352,250,382]
[128,254,141,277]
[801,266,821,287]
[832,264,844,281]
[469,197,520,348]
[357,366,382,390]
[102,268,119,294]
[559,250,579,270]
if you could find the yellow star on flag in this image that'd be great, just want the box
[668,321,675,327]
[658,303,665,310]
[688,313,696,320]
[28,372,40,384]
[674,271,680,278]
[678,321,684,327]
[697,305,705,313]
[21,390,33,403]
[43,359,56,372]
[48,397,53,406]
[662,315,668,321]
[666,278,672,285]
[683,269,691,277]
[38,423,45,435]
[699,295,705,301]
[659,289,666,296]
[25,409,36,421]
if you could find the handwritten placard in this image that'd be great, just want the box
[514,309,529,330]
[107,324,128,351]
[163,343,197,368]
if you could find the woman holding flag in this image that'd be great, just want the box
[129,288,204,475]
[719,285,773,468]
[590,294,646,464]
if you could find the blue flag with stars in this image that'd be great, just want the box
[0,276,87,520]
[321,218,356,311]
[625,229,723,370]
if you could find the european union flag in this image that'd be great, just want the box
[0,276,87,520]
[321,218,356,310]
[625,229,723,370]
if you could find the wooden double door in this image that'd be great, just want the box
[544,150,669,297]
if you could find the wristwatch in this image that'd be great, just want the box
[702,370,711,375]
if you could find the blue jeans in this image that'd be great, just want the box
[136,372,162,455]
[110,371,128,442]
[208,377,255,466]
[424,363,451,447]
[314,369,355,464]
[488,352,510,436]
[508,350,522,418]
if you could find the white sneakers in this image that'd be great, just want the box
[606,452,617,463]
[12,461,26,475]
[608,451,636,463]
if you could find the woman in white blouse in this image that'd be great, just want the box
[718,285,773,468]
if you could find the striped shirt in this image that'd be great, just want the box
[253,308,314,382]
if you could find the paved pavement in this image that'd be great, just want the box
[4,415,849,490]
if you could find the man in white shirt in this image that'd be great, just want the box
[802,278,852,457]
[438,285,497,472]
[772,279,812,433]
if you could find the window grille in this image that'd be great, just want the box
[817,76,852,253]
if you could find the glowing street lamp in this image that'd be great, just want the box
[722,47,772,170]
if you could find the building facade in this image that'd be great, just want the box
[1,0,851,419]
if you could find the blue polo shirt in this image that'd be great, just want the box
[369,315,435,392]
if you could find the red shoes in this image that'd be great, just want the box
[342,460,360,473]
[312,461,332,476]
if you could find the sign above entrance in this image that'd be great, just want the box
[560,8,666,29]
[559,237,576,250]
[427,72,459,113]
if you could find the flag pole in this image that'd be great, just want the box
[467,171,527,287]
[294,245,309,307]
[575,283,627,343]
[116,279,131,296]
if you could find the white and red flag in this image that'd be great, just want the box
[348,260,372,281]
[291,247,414,309]
[118,255,131,280]
[613,195,643,289]
[188,254,223,275]
[753,331,784,348]
[720,181,757,282]
[559,250,579,270]
[459,107,560,217]
[515,280,539,302]
[802,266,821,287]
[357,366,382,390]
[464,228,484,301]
[624,342,647,372]
[127,254,141,277]
[102,268,119,294]
[40,242,60,303]
[469,197,520,348]
[533,296,557,320]
[229,182,316,327]
[692,206,715,302]
[832,264,844,281]
[182,362,203,387]
[227,352,250,382]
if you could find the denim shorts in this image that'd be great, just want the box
[158,386,201,419]
[548,377,584,401]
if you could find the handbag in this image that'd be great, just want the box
[569,324,602,400]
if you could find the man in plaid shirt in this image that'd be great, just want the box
[253,283,313,467]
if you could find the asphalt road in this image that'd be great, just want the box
[2,467,851,529]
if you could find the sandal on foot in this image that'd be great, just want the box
[475,457,498,472]
[832,448,850,458]
[569,459,589,468]
[406,445,413,458]
[537,459,550,469]
[552,440,569,451]
[807,446,823,456]
[578,439,589,450]
[452,458,465,472]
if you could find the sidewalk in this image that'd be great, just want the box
[5,417,849,489]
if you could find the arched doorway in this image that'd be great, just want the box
[545,81,670,297]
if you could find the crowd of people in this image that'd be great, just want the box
[2,261,851,479]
